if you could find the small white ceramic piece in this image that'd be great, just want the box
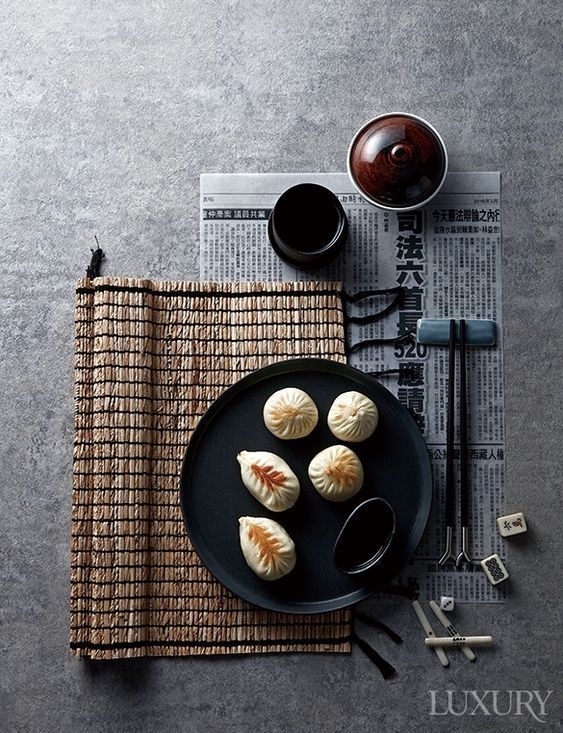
[425,636,493,648]
[411,600,449,667]
[480,553,509,585]
[496,511,527,537]
[429,600,475,662]
[439,596,455,612]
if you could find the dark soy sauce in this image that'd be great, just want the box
[334,498,395,574]
[273,185,342,253]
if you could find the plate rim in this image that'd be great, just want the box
[179,357,433,614]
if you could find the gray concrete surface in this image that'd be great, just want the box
[1,1,561,731]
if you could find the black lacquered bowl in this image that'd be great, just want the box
[180,358,432,614]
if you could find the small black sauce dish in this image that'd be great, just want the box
[267,183,348,268]
[333,497,396,575]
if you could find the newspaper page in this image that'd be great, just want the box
[200,172,505,603]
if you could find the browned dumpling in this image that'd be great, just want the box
[237,451,300,511]
[308,445,364,502]
[238,516,296,581]
[327,391,379,442]
[263,387,318,439]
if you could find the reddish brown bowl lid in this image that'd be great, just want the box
[348,113,447,210]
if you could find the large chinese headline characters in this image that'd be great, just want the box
[394,209,427,433]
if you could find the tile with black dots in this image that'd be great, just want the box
[481,553,509,585]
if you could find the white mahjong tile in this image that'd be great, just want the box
[480,553,509,585]
[497,512,527,537]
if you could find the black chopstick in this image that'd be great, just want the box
[454,318,473,565]
[439,318,457,565]
[459,319,468,531]
[446,318,456,531]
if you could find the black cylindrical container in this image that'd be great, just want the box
[268,183,348,268]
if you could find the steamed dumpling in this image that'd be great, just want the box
[239,516,296,581]
[327,391,379,442]
[237,450,300,511]
[263,387,318,440]
[308,445,364,502]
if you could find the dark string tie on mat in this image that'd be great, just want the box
[350,578,417,679]
[343,286,404,322]
[84,251,412,360]
[341,287,416,356]
[86,237,105,279]
[84,250,414,375]
[352,611,401,680]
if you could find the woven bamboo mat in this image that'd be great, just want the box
[70,278,352,659]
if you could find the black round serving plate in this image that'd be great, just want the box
[179,358,432,614]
